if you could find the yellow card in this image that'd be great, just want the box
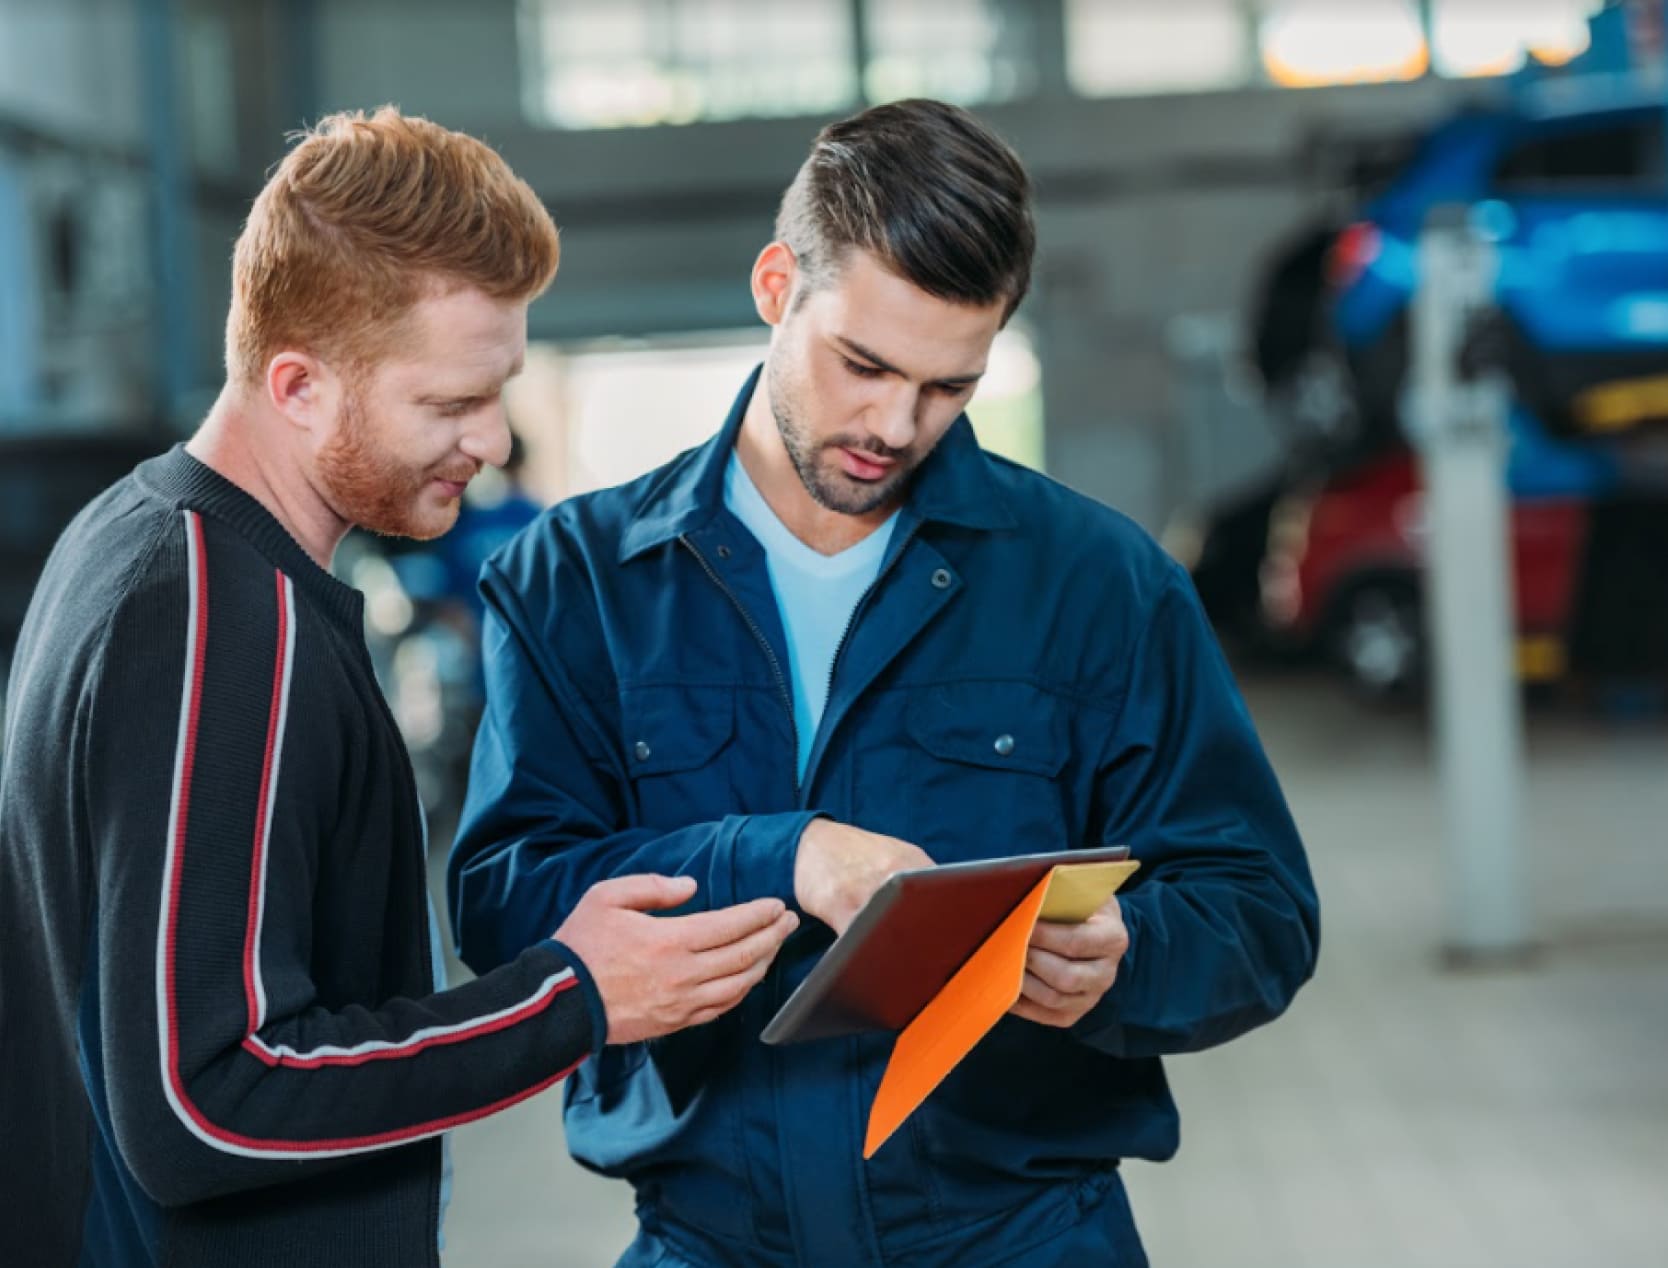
[1037,860,1141,922]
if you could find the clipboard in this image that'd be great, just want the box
[761,845,1135,1046]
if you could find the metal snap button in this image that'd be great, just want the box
[931,568,953,589]
[633,741,652,762]
[994,734,1016,757]
[716,544,732,559]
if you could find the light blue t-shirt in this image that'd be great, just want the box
[724,453,897,780]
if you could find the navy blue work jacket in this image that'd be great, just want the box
[448,368,1319,1267]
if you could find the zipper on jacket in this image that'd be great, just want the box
[679,533,799,799]
[817,520,923,756]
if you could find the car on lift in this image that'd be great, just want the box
[1201,85,1668,692]
[1267,87,1668,457]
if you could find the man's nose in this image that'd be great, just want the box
[868,385,918,452]
[460,402,513,469]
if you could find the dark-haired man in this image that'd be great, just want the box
[449,98,1319,1266]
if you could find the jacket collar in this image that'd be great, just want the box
[618,363,1017,564]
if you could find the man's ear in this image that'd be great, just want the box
[265,351,336,436]
[751,242,799,328]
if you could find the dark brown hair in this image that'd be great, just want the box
[774,98,1035,321]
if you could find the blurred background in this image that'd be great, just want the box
[3,1,1666,1264]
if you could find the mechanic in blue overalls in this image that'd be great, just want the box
[449,98,1320,1268]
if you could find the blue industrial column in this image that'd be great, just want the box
[137,0,198,428]
[0,155,42,427]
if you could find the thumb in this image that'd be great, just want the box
[592,873,699,913]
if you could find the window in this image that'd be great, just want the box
[1493,115,1667,194]
[505,338,767,500]
[864,0,1035,106]
[519,0,855,129]
[1255,0,1427,88]
[966,327,1045,472]
[519,0,1620,127]
[1070,0,1607,95]
[1430,0,1598,79]
[1066,0,1252,98]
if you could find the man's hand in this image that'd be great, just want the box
[1010,893,1129,1029]
[554,875,798,1046]
[793,819,932,936]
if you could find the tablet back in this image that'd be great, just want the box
[761,846,1131,1045]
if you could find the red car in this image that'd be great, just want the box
[1259,448,1588,693]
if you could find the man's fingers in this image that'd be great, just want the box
[688,954,776,1013]
[1027,919,1087,957]
[669,897,791,951]
[1024,947,1107,997]
[1019,969,1078,1013]
[1029,909,1127,959]
[685,1004,729,1029]
[692,911,798,981]
[593,873,699,912]
[1024,948,1088,996]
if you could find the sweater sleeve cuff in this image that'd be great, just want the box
[546,938,608,1058]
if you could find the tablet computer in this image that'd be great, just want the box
[760,845,1133,1046]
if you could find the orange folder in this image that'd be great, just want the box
[863,859,1139,1158]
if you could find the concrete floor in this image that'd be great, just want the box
[430,670,1668,1267]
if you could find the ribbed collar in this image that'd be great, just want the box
[136,444,366,633]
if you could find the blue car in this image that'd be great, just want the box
[1321,88,1668,494]
[1219,69,1668,687]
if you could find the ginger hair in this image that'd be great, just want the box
[227,106,559,385]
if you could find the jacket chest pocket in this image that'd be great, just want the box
[619,686,736,829]
[898,681,1073,863]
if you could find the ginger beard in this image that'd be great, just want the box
[317,386,479,541]
[767,350,916,516]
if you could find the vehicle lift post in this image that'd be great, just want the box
[1406,207,1534,966]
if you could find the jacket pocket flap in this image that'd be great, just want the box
[905,681,1068,778]
[620,685,735,775]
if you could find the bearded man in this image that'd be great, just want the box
[450,98,1318,1267]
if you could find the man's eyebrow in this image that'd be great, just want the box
[835,336,984,387]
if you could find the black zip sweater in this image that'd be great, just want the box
[0,446,605,1266]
